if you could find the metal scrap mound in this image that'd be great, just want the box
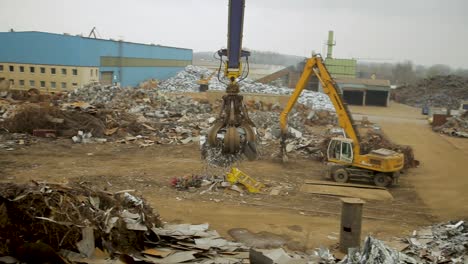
[394,75,468,109]
[314,220,468,264]
[158,65,335,111]
[433,111,468,138]
[0,182,248,263]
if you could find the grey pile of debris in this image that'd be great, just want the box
[402,220,468,263]
[394,75,468,109]
[67,82,123,105]
[309,220,468,264]
[2,72,338,161]
[433,111,468,138]
[158,65,335,111]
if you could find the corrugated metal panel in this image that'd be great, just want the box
[100,66,186,86]
[101,57,191,67]
[325,58,357,78]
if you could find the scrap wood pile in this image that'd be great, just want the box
[433,111,468,138]
[394,75,468,109]
[2,104,106,137]
[0,182,249,263]
[359,131,419,169]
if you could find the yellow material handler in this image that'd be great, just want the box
[280,55,404,187]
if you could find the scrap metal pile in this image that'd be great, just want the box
[433,111,468,138]
[158,65,335,111]
[0,182,249,263]
[394,75,468,109]
[314,220,468,264]
[0,68,337,162]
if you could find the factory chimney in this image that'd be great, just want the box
[326,30,336,59]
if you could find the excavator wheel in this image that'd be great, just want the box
[373,173,392,187]
[332,168,349,183]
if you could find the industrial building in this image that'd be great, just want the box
[257,30,391,106]
[335,77,391,107]
[0,31,192,92]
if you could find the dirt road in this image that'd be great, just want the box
[351,102,468,220]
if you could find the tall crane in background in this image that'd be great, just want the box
[207,0,257,160]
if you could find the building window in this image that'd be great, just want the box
[19,80,25,87]
[30,80,35,87]
[90,69,93,77]
[72,82,78,88]
[9,65,14,72]
[51,68,56,75]
[40,67,46,74]
[30,67,35,73]
[61,82,67,89]
[51,82,56,89]
[0,65,3,72]
[61,68,67,75]
[72,69,78,75]
[95,69,98,76]
[19,66,25,73]
[40,81,46,88]
[9,79,14,85]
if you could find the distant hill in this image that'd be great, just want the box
[194,50,305,67]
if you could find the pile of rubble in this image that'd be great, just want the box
[67,82,124,106]
[0,182,250,263]
[394,75,468,109]
[1,76,334,163]
[433,111,468,138]
[401,220,468,263]
[158,65,334,111]
[309,220,468,264]
[360,130,419,169]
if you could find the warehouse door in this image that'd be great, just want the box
[101,71,113,85]
[366,90,388,106]
[343,90,364,105]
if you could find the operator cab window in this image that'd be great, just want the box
[327,140,353,163]
[328,140,341,160]
[341,142,353,163]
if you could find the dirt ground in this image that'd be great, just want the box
[2,101,464,252]
[351,102,468,221]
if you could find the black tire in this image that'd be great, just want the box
[374,173,392,187]
[332,168,349,183]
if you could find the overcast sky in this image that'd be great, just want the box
[2,0,468,68]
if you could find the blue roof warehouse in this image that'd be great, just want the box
[0,31,192,92]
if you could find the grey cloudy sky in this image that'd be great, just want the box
[1,0,468,68]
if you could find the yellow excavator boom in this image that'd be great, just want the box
[280,55,361,156]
